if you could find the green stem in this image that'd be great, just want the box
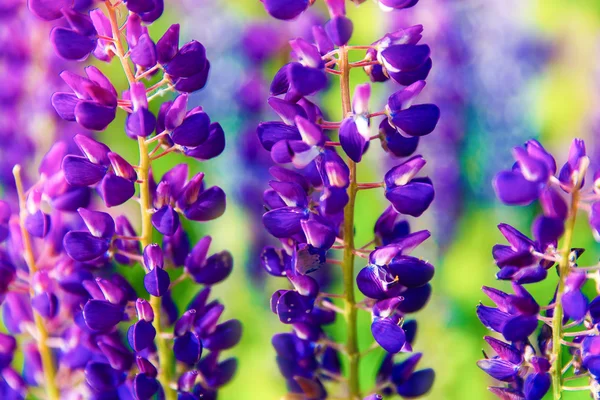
[550,188,580,400]
[339,46,360,400]
[12,166,60,400]
[105,3,176,399]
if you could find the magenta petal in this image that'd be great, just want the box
[371,317,406,353]
[74,101,116,131]
[493,170,542,206]
[51,27,96,60]
[64,231,109,261]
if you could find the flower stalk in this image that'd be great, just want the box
[339,45,360,399]
[12,165,60,400]
[106,3,175,398]
[551,184,581,399]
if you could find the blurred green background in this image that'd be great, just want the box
[19,0,600,399]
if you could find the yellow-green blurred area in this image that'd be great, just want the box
[12,0,600,399]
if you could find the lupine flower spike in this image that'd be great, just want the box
[478,138,600,399]
[0,1,238,399]
[259,0,439,398]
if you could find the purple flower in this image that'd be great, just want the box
[262,0,309,20]
[493,139,558,205]
[384,156,434,217]
[339,84,371,162]
[477,284,539,342]
[479,337,550,400]
[378,0,419,12]
[52,67,117,131]
[50,8,97,60]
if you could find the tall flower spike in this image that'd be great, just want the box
[258,1,439,398]
[9,1,240,399]
[479,138,600,399]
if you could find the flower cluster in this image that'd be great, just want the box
[0,1,239,399]
[258,0,440,398]
[0,0,87,200]
[478,138,600,399]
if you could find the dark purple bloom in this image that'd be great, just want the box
[378,0,419,11]
[83,300,124,332]
[477,284,539,342]
[493,139,557,205]
[52,68,117,131]
[173,332,202,365]
[384,156,434,217]
[262,0,309,20]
